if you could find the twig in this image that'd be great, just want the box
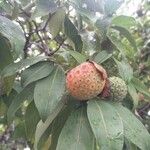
[33,20,51,55]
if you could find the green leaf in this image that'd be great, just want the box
[32,0,57,18]
[93,51,112,64]
[104,0,123,16]
[64,16,83,52]
[114,59,133,82]
[34,65,65,121]
[87,100,124,150]
[111,26,137,51]
[25,101,40,140]
[49,97,76,150]
[56,107,95,150]
[0,35,13,71]
[68,50,87,64]
[12,122,26,139]
[49,8,66,38]
[34,94,69,150]
[0,99,7,117]
[95,18,111,39]
[112,15,136,29]
[107,33,126,57]
[131,78,150,98]
[2,56,49,77]
[7,84,34,123]
[127,83,138,109]
[113,104,150,150]
[0,16,25,59]
[21,61,54,88]
[3,75,15,95]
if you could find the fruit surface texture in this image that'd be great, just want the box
[66,61,107,100]
[109,76,127,101]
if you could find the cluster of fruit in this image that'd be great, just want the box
[66,61,127,102]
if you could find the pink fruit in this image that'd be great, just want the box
[66,61,108,100]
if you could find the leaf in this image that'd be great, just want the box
[104,0,123,16]
[112,15,136,29]
[49,97,76,150]
[2,56,49,77]
[25,101,40,140]
[131,78,150,98]
[12,122,26,139]
[64,16,83,52]
[95,18,111,39]
[87,100,124,150]
[0,16,25,58]
[114,59,133,82]
[34,65,65,121]
[3,75,15,95]
[113,104,150,150]
[21,61,54,88]
[34,94,69,150]
[0,35,13,71]
[7,84,34,124]
[93,51,112,64]
[49,8,66,38]
[32,0,57,18]
[56,107,95,150]
[127,83,139,109]
[111,26,137,51]
[107,33,126,56]
[68,50,87,63]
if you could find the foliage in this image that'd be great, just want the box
[0,0,150,150]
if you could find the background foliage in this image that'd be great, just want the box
[0,0,150,150]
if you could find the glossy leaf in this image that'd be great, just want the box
[113,104,150,150]
[68,50,87,64]
[56,107,95,150]
[87,100,124,150]
[0,16,25,58]
[34,94,68,149]
[2,56,49,77]
[25,101,40,140]
[34,65,65,121]
[93,51,112,64]
[7,84,35,123]
[49,97,76,150]
[49,8,66,38]
[64,16,83,52]
[21,61,54,88]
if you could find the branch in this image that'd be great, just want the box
[33,21,51,56]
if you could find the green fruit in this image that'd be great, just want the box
[109,76,127,101]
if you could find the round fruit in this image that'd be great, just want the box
[66,61,107,100]
[109,76,127,101]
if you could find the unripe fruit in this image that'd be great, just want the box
[66,61,107,100]
[109,76,127,101]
